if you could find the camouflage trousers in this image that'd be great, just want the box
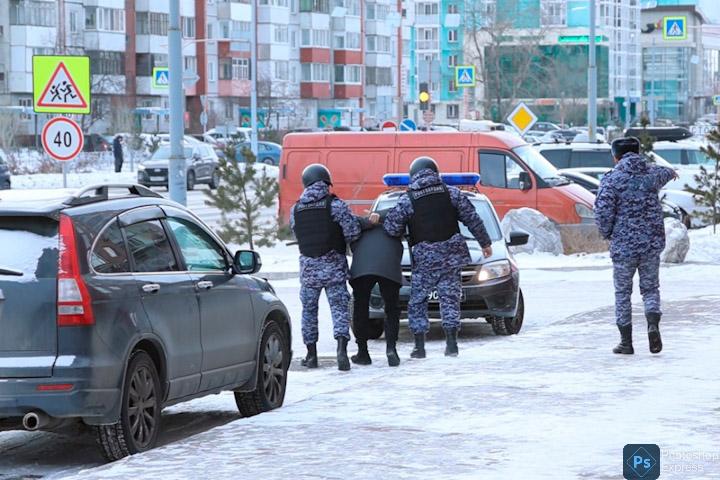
[613,254,662,327]
[300,282,351,344]
[408,267,462,334]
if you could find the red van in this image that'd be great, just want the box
[278,131,595,226]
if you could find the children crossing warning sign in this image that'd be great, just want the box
[33,56,90,114]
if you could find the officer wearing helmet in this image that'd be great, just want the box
[290,164,362,371]
[383,157,493,358]
[595,137,677,355]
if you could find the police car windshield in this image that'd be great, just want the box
[513,145,569,186]
[374,197,502,242]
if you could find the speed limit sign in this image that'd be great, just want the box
[41,117,84,162]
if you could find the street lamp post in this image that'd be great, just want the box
[250,0,259,157]
[588,0,597,140]
[168,0,186,205]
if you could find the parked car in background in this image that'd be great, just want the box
[138,143,220,190]
[651,140,713,191]
[0,149,11,189]
[533,122,560,133]
[558,168,688,226]
[154,134,203,146]
[364,174,528,338]
[235,141,282,165]
[203,127,252,147]
[535,142,616,169]
[83,134,112,152]
[0,184,291,460]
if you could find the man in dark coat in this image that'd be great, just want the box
[349,209,403,367]
[595,136,677,355]
[112,135,124,173]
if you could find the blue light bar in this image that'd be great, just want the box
[382,173,481,187]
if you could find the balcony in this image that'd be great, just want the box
[219,79,251,97]
[416,39,439,51]
[415,14,440,25]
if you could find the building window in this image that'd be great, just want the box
[448,54,458,67]
[10,0,56,27]
[447,4,458,14]
[69,11,78,32]
[366,35,391,53]
[208,62,216,82]
[274,26,289,43]
[19,98,32,120]
[301,29,330,47]
[541,0,566,26]
[301,63,330,82]
[300,0,329,13]
[416,3,438,15]
[337,0,361,16]
[346,32,361,49]
[447,104,459,119]
[448,79,457,93]
[182,17,195,38]
[184,56,197,73]
[207,23,214,39]
[366,66,392,86]
[334,65,361,84]
[275,61,289,80]
[366,3,389,20]
[88,51,125,75]
[448,29,458,43]
[234,58,249,80]
[85,7,124,32]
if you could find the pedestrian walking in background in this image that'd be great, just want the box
[595,136,678,355]
[349,208,403,367]
[112,135,124,173]
[384,157,492,358]
[291,164,361,371]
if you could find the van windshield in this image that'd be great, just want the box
[513,145,568,186]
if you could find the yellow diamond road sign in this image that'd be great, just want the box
[507,102,538,135]
[33,55,91,114]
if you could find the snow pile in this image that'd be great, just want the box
[12,171,137,189]
[686,225,720,264]
[661,218,690,264]
[501,208,563,255]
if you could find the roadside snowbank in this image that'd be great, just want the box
[686,226,720,264]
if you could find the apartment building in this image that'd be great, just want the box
[0,0,420,137]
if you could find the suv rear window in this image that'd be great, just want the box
[539,149,571,169]
[0,217,58,281]
[570,151,614,168]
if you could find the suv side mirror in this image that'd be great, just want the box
[518,171,532,191]
[192,152,202,162]
[234,250,262,275]
[507,231,530,247]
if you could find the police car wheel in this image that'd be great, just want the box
[491,290,524,336]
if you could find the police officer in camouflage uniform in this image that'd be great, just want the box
[384,157,493,358]
[291,164,362,371]
[595,137,677,355]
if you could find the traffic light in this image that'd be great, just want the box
[419,82,430,111]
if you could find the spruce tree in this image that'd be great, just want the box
[204,145,279,249]
[685,127,720,233]
[638,114,655,154]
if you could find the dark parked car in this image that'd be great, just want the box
[0,149,10,189]
[360,175,529,339]
[138,143,220,190]
[0,184,291,460]
[83,134,112,152]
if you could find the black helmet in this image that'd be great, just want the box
[611,136,641,159]
[409,157,439,177]
[302,163,332,187]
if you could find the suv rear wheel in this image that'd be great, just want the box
[235,320,288,417]
[95,351,162,461]
[186,171,196,191]
[209,169,220,189]
[491,290,524,336]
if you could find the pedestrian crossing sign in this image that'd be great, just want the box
[663,16,687,41]
[455,66,476,88]
[33,56,90,114]
[152,67,170,89]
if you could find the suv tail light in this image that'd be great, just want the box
[57,215,94,326]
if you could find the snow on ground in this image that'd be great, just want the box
[61,294,720,480]
[12,171,138,190]
[686,226,720,264]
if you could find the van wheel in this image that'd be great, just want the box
[95,351,162,461]
[235,321,288,417]
[491,290,524,336]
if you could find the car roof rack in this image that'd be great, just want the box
[64,184,163,207]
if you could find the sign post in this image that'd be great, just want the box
[506,102,539,135]
[41,117,84,188]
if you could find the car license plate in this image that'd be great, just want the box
[428,291,466,303]
[150,176,164,182]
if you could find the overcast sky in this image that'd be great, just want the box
[700,0,720,23]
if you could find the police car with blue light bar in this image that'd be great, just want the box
[355,174,530,339]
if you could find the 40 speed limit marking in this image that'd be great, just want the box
[41,117,84,162]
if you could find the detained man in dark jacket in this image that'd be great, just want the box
[290,164,362,371]
[349,209,403,367]
[384,157,492,358]
[595,137,677,355]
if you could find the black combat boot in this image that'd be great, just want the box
[301,343,318,368]
[612,324,634,354]
[351,340,372,365]
[444,328,459,357]
[337,337,351,371]
[410,333,426,359]
[647,313,663,354]
[386,341,400,367]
